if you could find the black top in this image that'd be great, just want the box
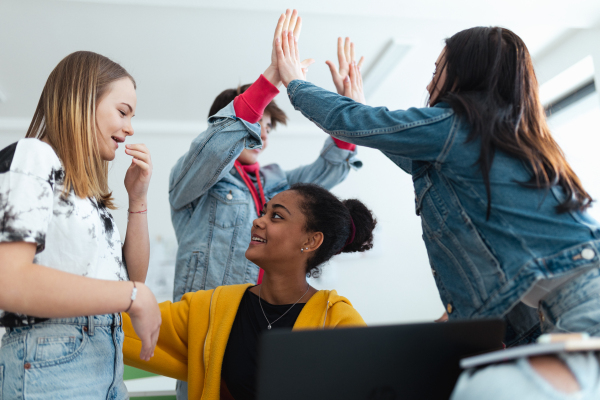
[221,287,306,400]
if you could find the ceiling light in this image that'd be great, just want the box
[539,55,595,106]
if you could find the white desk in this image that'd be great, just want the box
[125,375,177,397]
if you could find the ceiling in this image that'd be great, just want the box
[1,0,600,135]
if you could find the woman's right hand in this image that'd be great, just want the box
[127,282,162,361]
[326,37,365,96]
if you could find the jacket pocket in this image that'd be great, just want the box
[210,188,247,229]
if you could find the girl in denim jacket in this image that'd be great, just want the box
[276,26,600,338]
[275,24,600,399]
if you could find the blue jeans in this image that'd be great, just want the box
[539,267,600,336]
[451,352,600,399]
[0,314,127,400]
[452,267,600,399]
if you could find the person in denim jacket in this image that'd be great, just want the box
[274,25,600,347]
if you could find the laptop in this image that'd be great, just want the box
[257,319,505,400]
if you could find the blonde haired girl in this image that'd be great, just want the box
[0,51,160,399]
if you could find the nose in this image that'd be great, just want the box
[124,119,134,137]
[253,215,266,229]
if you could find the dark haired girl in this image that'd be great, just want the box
[275,26,600,345]
[122,183,376,400]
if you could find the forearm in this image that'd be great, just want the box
[286,137,360,188]
[0,262,134,318]
[123,197,150,282]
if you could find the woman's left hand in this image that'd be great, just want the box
[124,143,152,204]
[276,28,311,87]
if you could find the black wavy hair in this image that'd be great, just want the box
[431,27,592,219]
[290,183,377,277]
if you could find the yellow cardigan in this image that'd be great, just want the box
[123,283,366,399]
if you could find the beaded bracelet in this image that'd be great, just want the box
[125,281,138,313]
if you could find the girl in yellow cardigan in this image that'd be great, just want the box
[123,183,376,399]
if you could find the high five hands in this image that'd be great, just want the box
[263,9,315,87]
[274,10,366,104]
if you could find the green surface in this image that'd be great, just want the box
[123,365,159,380]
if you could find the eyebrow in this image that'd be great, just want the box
[271,203,292,215]
[121,102,133,113]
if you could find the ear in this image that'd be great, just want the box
[302,232,324,253]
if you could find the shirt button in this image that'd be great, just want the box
[431,268,436,276]
[24,363,31,370]
[226,193,233,200]
[581,248,595,260]
[446,303,453,314]
[83,326,88,332]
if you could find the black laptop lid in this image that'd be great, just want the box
[257,319,505,400]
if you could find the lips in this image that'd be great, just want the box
[111,136,125,148]
[250,233,267,244]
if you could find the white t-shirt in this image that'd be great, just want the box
[0,138,128,281]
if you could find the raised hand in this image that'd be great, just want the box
[326,37,365,95]
[275,25,312,87]
[264,9,314,87]
[124,143,152,207]
[342,61,367,105]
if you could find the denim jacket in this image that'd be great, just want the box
[169,102,361,301]
[287,80,600,320]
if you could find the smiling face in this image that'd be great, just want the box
[236,112,272,165]
[95,77,137,161]
[427,48,448,105]
[246,190,317,272]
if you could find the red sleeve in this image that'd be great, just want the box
[233,75,280,124]
[332,137,356,151]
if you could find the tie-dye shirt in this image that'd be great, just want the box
[0,138,128,282]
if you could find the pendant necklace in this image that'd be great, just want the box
[258,283,310,330]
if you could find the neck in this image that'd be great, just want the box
[257,267,311,305]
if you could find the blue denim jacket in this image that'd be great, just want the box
[287,80,600,320]
[169,102,361,301]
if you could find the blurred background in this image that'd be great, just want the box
[1,0,600,369]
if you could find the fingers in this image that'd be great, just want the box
[325,60,339,78]
[139,333,155,361]
[132,158,150,171]
[292,33,299,61]
[282,30,290,58]
[275,36,285,62]
[350,62,360,90]
[337,37,345,67]
[282,9,292,33]
[343,74,352,98]
[301,58,315,68]
[273,13,285,42]
[293,16,302,40]
[288,9,298,36]
[344,37,351,64]
[351,42,356,64]
[357,56,365,70]
[125,148,151,163]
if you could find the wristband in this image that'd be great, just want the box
[125,281,138,312]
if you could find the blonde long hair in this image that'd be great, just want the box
[26,51,136,209]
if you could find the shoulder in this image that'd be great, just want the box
[4,139,62,180]
[324,291,367,328]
